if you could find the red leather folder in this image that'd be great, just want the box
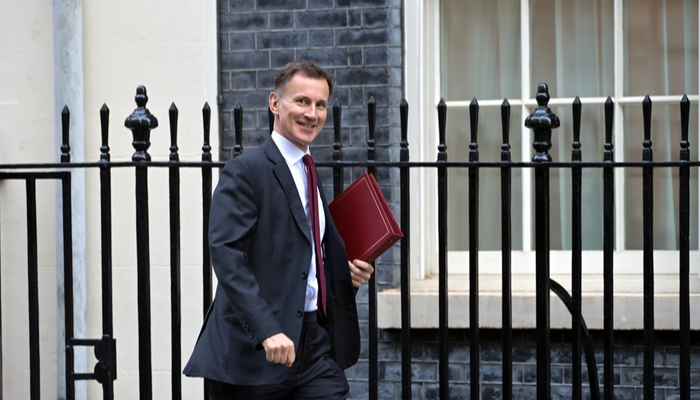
[329,172,403,263]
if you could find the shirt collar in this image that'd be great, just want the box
[271,131,309,165]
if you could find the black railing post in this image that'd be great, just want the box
[124,85,158,400]
[679,95,691,400]
[436,98,449,400]
[201,103,214,400]
[399,98,411,400]
[500,99,513,400]
[62,173,75,400]
[603,96,615,400]
[524,83,559,400]
[571,96,583,400]
[468,98,480,400]
[366,97,378,400]
[60,106,77,400]
[168,103,182,400]
[233,103,243,157]
[26,178,40,400]
[332,100,343,198]
[202,102,213,314]
[641,95,655,400]
[96,103,116,400]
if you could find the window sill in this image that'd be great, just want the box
[377,274,700,330]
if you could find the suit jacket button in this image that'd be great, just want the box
[301,271,308,279]
[249,332,254,339]
[297,310,303,317]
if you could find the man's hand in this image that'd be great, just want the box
[261,333,295,367]
[349,259,374,288]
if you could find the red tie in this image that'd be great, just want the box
[302,154,326,316]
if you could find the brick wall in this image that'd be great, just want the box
[344,329,700,399]
[219,0,403,163]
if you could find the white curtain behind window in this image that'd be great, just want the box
[441,0,698,251]
[623,0,699,250]
[530,0,613,250]
[441,0,521,251]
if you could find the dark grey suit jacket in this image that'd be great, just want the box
[183,137,361,385]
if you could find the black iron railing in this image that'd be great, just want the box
[0,83,696,400]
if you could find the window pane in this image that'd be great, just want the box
[529,0,612,250]
[547,105,606,250]
[625,0,699,97]
[446,108,524,251]
[440,0,521,101]
[531,0,615,98]
[440,0,699,253]
[623,103,699,250]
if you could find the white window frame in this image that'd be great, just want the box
[383,0,700,329]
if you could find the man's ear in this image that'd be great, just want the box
[269,91,280,115]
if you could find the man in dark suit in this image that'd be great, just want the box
[184,60,374,400]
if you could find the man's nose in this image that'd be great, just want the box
[304,106,318,119]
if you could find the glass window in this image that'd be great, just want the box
[440,0,698,254]
[440,0,521,101]
[625,0,698,97]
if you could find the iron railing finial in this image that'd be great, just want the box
[124,85,158,162]
[525,83,560,162]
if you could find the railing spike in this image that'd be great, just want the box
[501,99,511,161]
[169,103,179,162]
[680,94,690,150]
[603,97,614,162]
[100,104,110,162]
[642,95,653,161]
[234,102,243,157]
[61,105,71,163]
[333,99,342,153]
[202,102,212,162]
[437,98,447,161]
[400,98,409,154]
[469,98,479,162]
[333,99,342,157]
[367,97,376,161]
[572,96,582,162]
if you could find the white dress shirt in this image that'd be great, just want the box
[271,131,326,312]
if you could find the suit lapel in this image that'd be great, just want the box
[262,138,312,245]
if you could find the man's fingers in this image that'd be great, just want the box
[349,260,374,287]
[262,333,295,367]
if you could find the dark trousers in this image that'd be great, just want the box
[208,312,349,400]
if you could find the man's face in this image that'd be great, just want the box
[269,72,329,152]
